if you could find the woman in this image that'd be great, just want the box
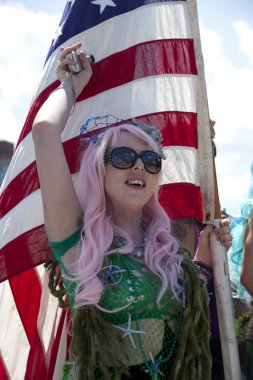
[32,43,230,380]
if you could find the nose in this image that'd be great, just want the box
[134,157,144,171]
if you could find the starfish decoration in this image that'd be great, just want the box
[148,352,164,379]
[112,314,146,349]
[63,357,78,377]
[105,262,126,286]
[91,0,117,15]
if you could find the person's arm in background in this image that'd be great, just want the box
[241,213,253,297]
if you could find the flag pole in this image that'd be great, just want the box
[210,159,241,380]
[187,0,241,376]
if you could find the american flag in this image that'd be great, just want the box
[0,0,214,378]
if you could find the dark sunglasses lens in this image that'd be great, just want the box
[142,152,161,174]
[111,147,136,169]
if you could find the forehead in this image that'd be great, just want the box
[112,130,151,150]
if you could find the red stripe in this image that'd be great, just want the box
[0,356,9,380]
[9,269,47,379]
[14,39,196,150]
[79,39,197,100]
[0,111,196,219]
[0,225,51,282]
[15,81,60,150]
[159,182,203,221]
[46,310,67,380]
[138,112,197,148]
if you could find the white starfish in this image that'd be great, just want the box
[91,0,117,15]
[112,313,146,349]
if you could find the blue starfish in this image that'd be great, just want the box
[148,352,164,379]
[112,313,146,349]
[105,262,126,286]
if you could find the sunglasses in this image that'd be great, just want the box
[104,146,162,174]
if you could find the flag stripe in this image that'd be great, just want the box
[9,270,47,379]
[0,280,30,379]
[0,225,50,282]
[0,111,197,219]
[15,82,58,149]
[162,146,199,185]
[79,39,197,100]
[0,355,9,380]
[46,310,67,380]
[160,182,203,220]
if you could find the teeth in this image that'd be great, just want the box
[127,179,144,187]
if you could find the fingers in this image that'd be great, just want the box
[57,43,92,73]
[214,219,232,248]
[59,43,82,61]
[79,51,92,70]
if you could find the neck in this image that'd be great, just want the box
[109,204,143,242]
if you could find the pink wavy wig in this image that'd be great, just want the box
[70,124,183,309]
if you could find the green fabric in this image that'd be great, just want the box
[48,229,81,260]
[99,253,181,324]
[48,230,81,315]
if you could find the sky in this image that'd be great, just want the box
[0,0,252,217]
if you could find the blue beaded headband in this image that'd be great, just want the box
[79,114,166,159]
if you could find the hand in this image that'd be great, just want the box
[214,218,232,249]
[56,42,93,98]
[194,219,232,268]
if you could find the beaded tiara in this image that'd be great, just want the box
[79,114,166,159]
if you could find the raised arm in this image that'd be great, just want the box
[32,43,92,241]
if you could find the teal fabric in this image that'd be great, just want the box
[48,229,81,260]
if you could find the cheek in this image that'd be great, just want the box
[147,175,160,193]
[104,166,123,197]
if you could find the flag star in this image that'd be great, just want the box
[53,1,76,40]
[91,0,117,15]
[112,314,146,349]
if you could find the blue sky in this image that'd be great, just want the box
[0,0,253,216]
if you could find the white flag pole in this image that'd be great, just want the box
[210,220,242,380]
[186,1,241,376]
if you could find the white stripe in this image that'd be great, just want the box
[37,1,191,95]
[52,315,68,380]
[0,133,35,194]
[62,74,197,139]
[162,146,200,185]
[0,189,44,249]
[0,280,29,380]
[1,74,197,192]
[36,265,64,365]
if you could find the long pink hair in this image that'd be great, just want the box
[71,124,183,309]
